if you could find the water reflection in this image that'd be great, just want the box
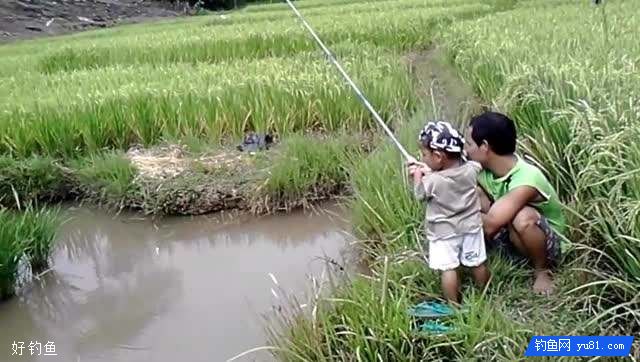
[0,202,353,362]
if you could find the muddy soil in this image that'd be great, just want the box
[124,143,263,216]
[0,0,190,44]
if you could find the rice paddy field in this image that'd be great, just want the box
[1,0,639,359]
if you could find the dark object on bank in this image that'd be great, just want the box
[237,132,275,153]
[169,0,286,11]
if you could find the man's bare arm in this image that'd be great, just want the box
[477,186,491,213]
[482,186,539,239]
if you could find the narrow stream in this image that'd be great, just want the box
[0,202,354,362]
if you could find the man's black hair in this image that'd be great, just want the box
[468,111,517,155]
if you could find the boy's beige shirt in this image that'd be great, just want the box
[414,160,483,241]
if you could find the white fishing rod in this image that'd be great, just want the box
[284,0,417,163]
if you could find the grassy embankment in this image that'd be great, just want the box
[0,1,491,298]
[263,0,640,360]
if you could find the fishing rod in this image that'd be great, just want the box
[283,0,417,164]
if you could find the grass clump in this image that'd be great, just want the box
[0,156,69,209]
[349,114,426,255]
[266,248,599,361]
[0,206,60,300]
[69,152,142,210]
[254,134,367,212]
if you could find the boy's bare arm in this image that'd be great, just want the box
[408,164,431,200]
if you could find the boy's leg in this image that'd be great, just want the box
[470,262,490,288]
[507,207,560,295]
[429,238,462,303]
[461,228,490,288]
[441,269,460,303]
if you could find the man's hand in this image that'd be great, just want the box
[482,186,540,239]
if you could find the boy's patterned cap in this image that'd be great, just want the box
[418,121,464,154]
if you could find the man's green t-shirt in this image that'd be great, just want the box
[477,154,568,250]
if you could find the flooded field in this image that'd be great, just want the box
[0,202,354,362]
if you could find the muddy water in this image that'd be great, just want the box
[0,203,354,362]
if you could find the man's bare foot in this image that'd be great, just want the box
[533,270,554,295]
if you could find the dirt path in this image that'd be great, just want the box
[0,0,190,44]
[405,46,485,128]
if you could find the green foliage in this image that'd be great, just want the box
[69,152,141,209]
[0,206,60,299]
[441,0,640,323]
[0,156,69,208]
[257,134,365,209]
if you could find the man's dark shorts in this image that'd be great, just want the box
[489,216,562,268]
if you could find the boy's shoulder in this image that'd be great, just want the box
[437,160,482,179]
[465,160,483,173]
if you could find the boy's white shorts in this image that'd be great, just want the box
[428,228,487,271]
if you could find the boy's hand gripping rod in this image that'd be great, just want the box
[284,0,422,166]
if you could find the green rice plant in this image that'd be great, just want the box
[0,214,27,300]
[213,0,480,25]
[254,133,365,211]
[348,112,426,255]
[27,3,490,73]
[440,0,640,331]
[69,152,142,209]
[0,156,69,209]
[12,205,60,272]
[243,0,378,13]
[1,50,417,158]
[0,206,60,299]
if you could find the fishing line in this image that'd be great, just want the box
[284,0,417,163]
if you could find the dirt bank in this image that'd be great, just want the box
[0,0,189,43]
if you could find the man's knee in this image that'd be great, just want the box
[511,207,541,235]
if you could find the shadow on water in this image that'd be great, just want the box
[0,201,357,362]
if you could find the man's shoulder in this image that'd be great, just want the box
[511,156,551,186]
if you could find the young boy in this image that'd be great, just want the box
[408,121,490,303]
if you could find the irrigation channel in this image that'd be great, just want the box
[0,202,357,362]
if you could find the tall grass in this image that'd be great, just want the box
[261,0,640,359]
[69,152,142,209]
[265,245,598,361]
[440,0,640,330]
[2,51,416,158]
[0,206,60,299]
[30,3,490,74]
[349,115,424,255]
[0,156,69,208]
[254,133,366,211]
